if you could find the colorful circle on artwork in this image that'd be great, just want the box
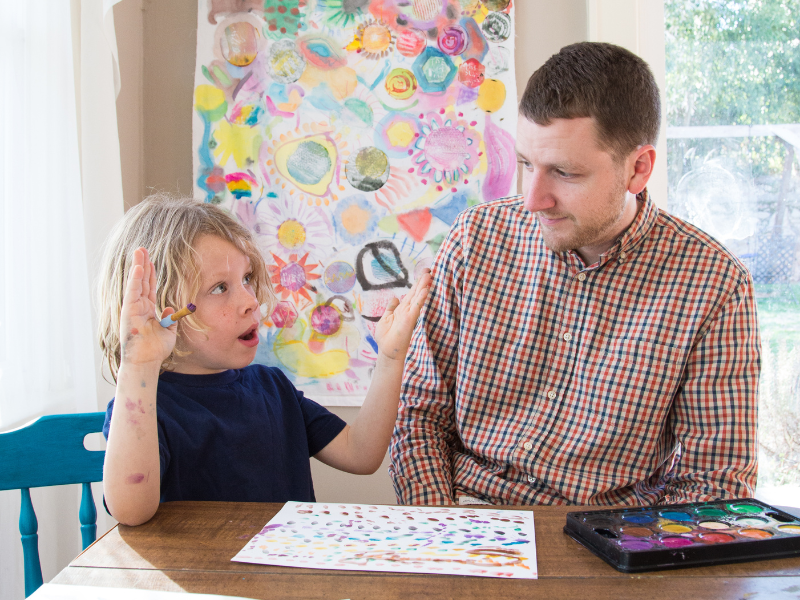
[362,23,393,53]
[385,68,418,99]
[481,0,511,11]
[324,262,357,293]
[458,58,485,88]
[376,112,420,157]
[277,219,307,250]
[482,12,512,43]
[346,147,391,192]
[476,78,506,112]
[485,45,510,77]
[298,36,347,70]
[396,28,427,57]
[221,21,260,66]
[437,25,468,56]
[273,134,338,197]
[268,39,306,84]
[311,304,342,336]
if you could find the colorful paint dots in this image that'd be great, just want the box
[324,262,357,293]
[727,504,763,515]
[660,536,693,549]
[268,40,306,83]
[695,507,727,518]
[221,21,260,66]
[476,78,506,112]
[481,11,511,43]
[659,511,693,522]
[697,521,728,530]
[659,523,692,534]
[385,68,418,100]
[734,516,770,527]
[620,513,654,524]
[738,528,774,539]
[458,58,485,88]
[270,301,299,328]
[311,304,342,336]
[619,526,653,538]
[346,147,391,192]
[698,532,735,544]
[395,28,427,57]
[778,524,800,534]
[437,25,468,55]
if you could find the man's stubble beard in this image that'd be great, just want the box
[537,176,629,254]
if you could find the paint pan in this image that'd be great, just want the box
[564,499,800,572]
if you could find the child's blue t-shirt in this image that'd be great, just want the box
[102,365,346,503]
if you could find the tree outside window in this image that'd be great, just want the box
[666,0,799,501]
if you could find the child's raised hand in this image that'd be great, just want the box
[374,269,432,362]
[119,247,177,368]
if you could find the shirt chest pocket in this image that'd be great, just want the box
[584,337,685,432]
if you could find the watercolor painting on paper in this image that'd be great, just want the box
[193,0,518,404]
[232,502,538,579]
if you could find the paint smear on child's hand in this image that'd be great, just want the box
[127,473,146,484]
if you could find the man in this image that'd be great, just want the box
[389,42,760,506]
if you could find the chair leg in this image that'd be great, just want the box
[79,482,97,550]
[19,488,43,597]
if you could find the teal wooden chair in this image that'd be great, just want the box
[0,412,106,597]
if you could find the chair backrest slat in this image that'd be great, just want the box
[0,413,105,490]
[0,412,106,597]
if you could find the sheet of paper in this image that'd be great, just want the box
[232,501,538,579]
[28,584,256,600]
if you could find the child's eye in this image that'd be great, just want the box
[517,159,532,170]
[243,273,253,285]
[211,283,227,294]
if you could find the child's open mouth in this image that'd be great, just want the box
[238,325,259,347]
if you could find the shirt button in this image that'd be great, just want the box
[577,272,587,282]
[547,390,557,400]
[620,252,627,259]
[563,332,572,342]
[522,441,533,451]
[527,475,537,484]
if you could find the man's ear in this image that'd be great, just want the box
[627,145,656,195]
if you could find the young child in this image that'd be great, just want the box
[97,195,431,526]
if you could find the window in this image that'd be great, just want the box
[665,0,800,502]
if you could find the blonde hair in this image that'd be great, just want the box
[96,193,274,382]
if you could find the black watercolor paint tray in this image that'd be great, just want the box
[563,499,800,572]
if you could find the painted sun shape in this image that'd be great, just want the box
[269,252,322,305]
[345,19,395,60]
[413,112,480,185]
[263,121,351,206]
[259,190,335,258]
[318,0,370,29]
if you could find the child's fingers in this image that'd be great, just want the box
[146,258,158,305]
[122,249,146,307]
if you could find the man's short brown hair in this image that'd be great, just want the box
[519,42,661,160]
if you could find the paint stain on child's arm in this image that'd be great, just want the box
[126,472,149,484]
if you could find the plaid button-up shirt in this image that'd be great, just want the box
[390,192,760,506]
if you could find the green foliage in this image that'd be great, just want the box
[665,0,800,128]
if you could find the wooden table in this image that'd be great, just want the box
[51,501,800,599]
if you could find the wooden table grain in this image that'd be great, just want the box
[51,501,800,599]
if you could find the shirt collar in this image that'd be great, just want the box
[563,188,658,269]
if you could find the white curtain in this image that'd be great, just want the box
[1,1,123,596]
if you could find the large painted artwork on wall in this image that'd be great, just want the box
[193,0,517,404]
